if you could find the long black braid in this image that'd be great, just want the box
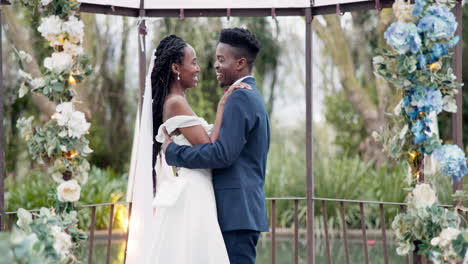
[151,35,187,193]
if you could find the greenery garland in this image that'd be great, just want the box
[1,0,92,262]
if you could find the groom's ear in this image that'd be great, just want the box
[236,58,248,71]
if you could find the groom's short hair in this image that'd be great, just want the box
[219,28,261,67]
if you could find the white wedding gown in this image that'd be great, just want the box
[149,115,230,264]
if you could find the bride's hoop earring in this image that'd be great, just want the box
[177,72,180,81]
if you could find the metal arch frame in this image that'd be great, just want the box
[0,0,463,263]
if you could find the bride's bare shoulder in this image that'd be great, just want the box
[163,95,194,121]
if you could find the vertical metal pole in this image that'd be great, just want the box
[88,207,97,264]
[138,1,146,117]
[294,200,299,264]
[137,0,154,195]
[305,7,314,264]
[452,0,463,200]
[0,6,5,231]
[271,200,276,264]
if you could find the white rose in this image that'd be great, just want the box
[438,227,461,247]
[44,52,73,74]
[50,225,72,258]
[412,183,437,208]
[41,0,53,5]
[37,16,64,43]
[63,41,83,56]
[31,78,46,89]
[55,102,74,126]
[396,241,413,256]
[55,103,90,138]
[57,179,81,202]
[67,111,90,138]
[62,16,84,44]
[16,208,32,230]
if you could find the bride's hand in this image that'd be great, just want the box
[219,83,252,107]
[161,127,173,153]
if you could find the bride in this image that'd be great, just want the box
[125,35,250,264]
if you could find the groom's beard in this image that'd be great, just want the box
[218,79,234,88]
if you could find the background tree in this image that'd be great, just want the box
[314,10,397,164]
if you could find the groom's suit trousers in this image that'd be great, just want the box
[222,230,261,264]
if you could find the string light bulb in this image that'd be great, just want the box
[429,62,441,71]
[408,151,419,162]
[63,150,78,160]
[68,75,77,85]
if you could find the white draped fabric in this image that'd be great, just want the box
[124,51,156,264]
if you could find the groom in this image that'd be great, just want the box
[162,27,270,264]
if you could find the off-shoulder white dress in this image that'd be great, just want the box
[149,115,230,264]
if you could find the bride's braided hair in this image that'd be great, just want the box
[151,35,187,187]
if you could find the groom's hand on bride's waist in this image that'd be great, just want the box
[161,127,174,153]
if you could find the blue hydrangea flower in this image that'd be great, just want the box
[384,22,422,54]
[432,144,468,182]
[403,94,422,120]
[425,88,443,114]
[413,0,427,17]
[410,86,443,114]
[411,119,428,144]
[406,108,420,120]
[431,43,448,58]
[427,53,437,64]
[417,54,427,69]
[418,5,457,41]
[410,86,426,107]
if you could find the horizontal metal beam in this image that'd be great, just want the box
[76,0,395,17]
[146,8,306,17]
[79,3,140,17]
[313,0,394,15]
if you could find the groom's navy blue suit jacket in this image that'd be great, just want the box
[165,77,270,232]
